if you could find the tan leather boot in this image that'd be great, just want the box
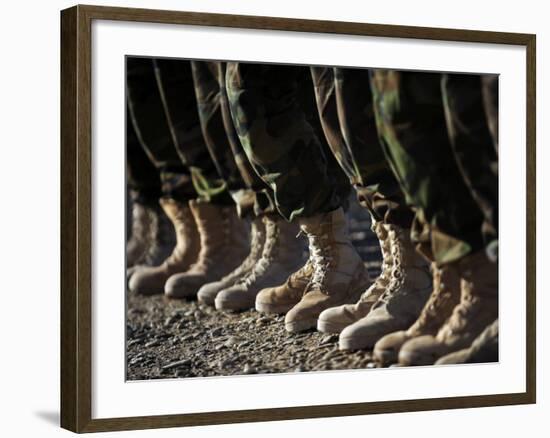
[373,262,461,364]
[215,216,305,311]
[128,198,200,295]
[126,202,176,281]
[399,251,498,365]
[126,202,154,267]
[317,219,392,333]
[284,208,372,333]
[197,217,266,306]
[164,200,250,299]
[435,319,498,365]
[338,225,432,350]
[255,259,314,314]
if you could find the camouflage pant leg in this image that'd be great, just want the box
[481,75,499,152]
[370,70,485,265]
[126,57,196,200]
[441,73,498,251]
[126,104,162,206]
[334,67,413,227]
[151,58,234,205]
[191,60,272,216]
[226,62,349,222]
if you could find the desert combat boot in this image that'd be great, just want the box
[126,201,153,268]
[284,208,372,333]
[339,225,432,350]
[372,262,461,364]
[164,200,250,299]
[435,319,499,365]
[398,251,498,366]
[126,201,176,281]
[128,198,200,295]
[255,259,314,314]
[215,215,305,311]
[197,217,266,306]
[317,219,393,334]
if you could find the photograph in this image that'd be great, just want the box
[125,57,499,380]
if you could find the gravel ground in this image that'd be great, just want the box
[127,198,384,380]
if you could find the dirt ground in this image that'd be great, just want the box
[126,199,384,380]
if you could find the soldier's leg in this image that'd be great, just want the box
[190,60,272,218]
[226,62,349,222]
[312,67,431,347]
[146,58,250,299]
[441,73,499,259]
[189,60,275,307]
[151,58,234,206]
[126,104,173,269]
[481,74,499,152]
[370,70,485,265]
[126,57,202,294]
[367,70,497,365]
[227,62,370,332]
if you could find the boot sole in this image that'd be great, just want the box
[255,301,296,315]
[316,319,350,334]
[373,346,399,365]
[285,318,317,333]
[215,298,255,312]
[197,293,217,307]
[398,349,438,366]
[339,335,376,351]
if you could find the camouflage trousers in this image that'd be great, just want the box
[226,62,351,222]
[370,70,497,265]
[126,57,237,206]
[126,104,162,206]
[310,66,414,228]
[190,60,274,217]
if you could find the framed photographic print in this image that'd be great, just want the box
[60,4,536,433]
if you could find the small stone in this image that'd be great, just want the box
[366,362,377,368]
[294,366,306,372]
[162,359,192,370]
[318,334,339,346]
[243,364,256,374]
[210,327,224,337]
[163,316,174,326]
[224,336,240,347]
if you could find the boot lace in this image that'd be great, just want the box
[372,227,405,308]
[238,220,278,288]
[307,231,333,292]
[143,206,175,265]
[220,220,265,281]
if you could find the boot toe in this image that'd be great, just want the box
[398,335,442,366]
[435,349,471,365]
[197,280,226,306]
[284,304,318,333]
[338,314,399,351]
[165,273,204,299]
[215,285,255,311]
[255,287,297,315]
[317,305,356,334]
[128,268,167,296]
[373,331,410,364]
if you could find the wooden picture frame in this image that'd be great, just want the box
[60,4,536,433]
